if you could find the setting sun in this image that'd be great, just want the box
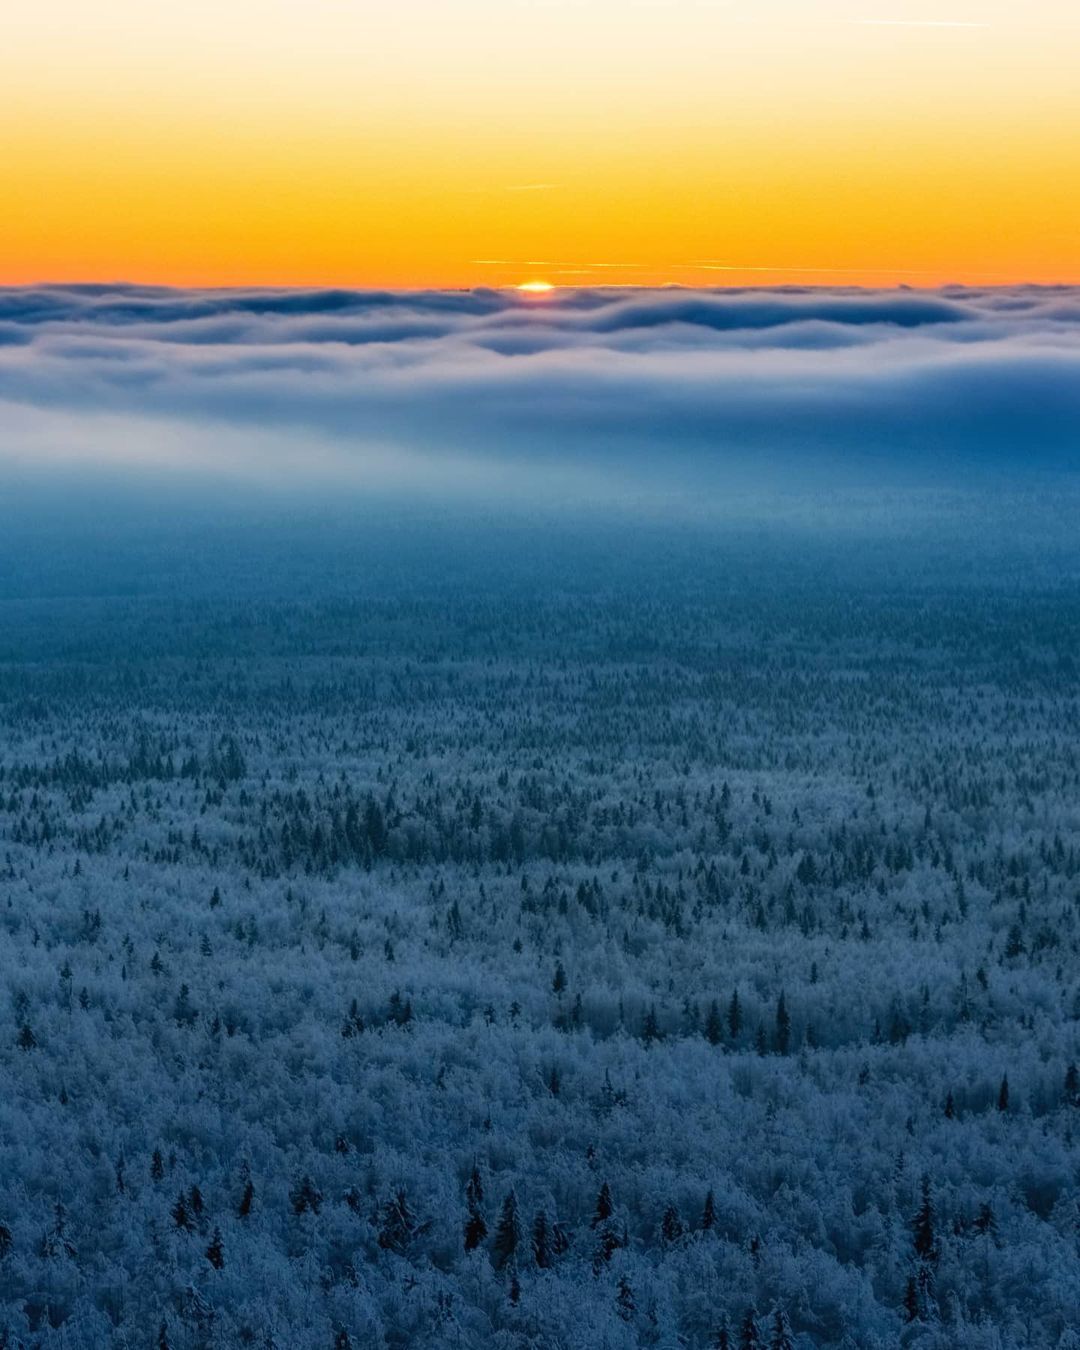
[517,281,554,294]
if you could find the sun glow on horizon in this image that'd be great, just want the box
[517,281,555,294]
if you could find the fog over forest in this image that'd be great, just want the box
[1,286,1079,1349]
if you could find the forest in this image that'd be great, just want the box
[0,510,1078,1348]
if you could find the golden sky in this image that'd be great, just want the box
[4,0,1079,288]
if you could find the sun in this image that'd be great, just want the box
[517,280,554,294]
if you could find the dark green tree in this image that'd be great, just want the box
[769,1306,794,1350]
[728,990,742,1040]
[912,1175,937,1262]
[492,1189,521,1271]
[660,1203,683,1243]
[739,1307,762,1350]
[705,1000,723,1046]
[532,1209,551,1268]
[775,991,791,1055]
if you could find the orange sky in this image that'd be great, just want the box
[4,0,1079,288]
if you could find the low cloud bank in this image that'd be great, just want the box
[1,284,1078,506]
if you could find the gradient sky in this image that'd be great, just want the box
[5,0,1079,288]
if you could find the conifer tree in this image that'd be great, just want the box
[728,990,742,1040]
[775,991,791,1055]
[769,1306,794,1350]
[492,1189,521,1271]
[739,1307,762,1350]
[171,1192,192,1232]
[705,1000,723,1046]
[464,1168,487,1251]
[464,1206,487,1252]
[532,1209,551,1268]
[378,1190,419,1254]
[701,1189,717,1231]
[592,1182,614,1227]
[912,1175,937,1262]
[290,1174,322,1216]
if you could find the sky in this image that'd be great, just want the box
[4,0,1080,289]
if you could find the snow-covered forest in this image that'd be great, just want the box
[1,512,1079,1349]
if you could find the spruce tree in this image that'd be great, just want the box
[592,1182,614,1227]
[466,1166,484,1210]
[701,1188,717,1231]
[774,991,791,1055]
[464,1207,487,1252]
[464,1168,487,1251]
[739,1307,762,1350]
[705,1000,723,1046]
[641,1005,661,1045]
[769,1306,794,1350]
[532,1209,551,1268]
[492,1189,521,1271]
[912,1175,936,1262]
[728,990,742,1041]
[378,1190,419,1255]
[660,1203,684,1243]
[171,1192,192,1232]
[290,1175,323,1216]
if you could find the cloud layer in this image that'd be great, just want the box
[1,283,1079,505]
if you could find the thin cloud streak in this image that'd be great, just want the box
[855,18,991,27]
